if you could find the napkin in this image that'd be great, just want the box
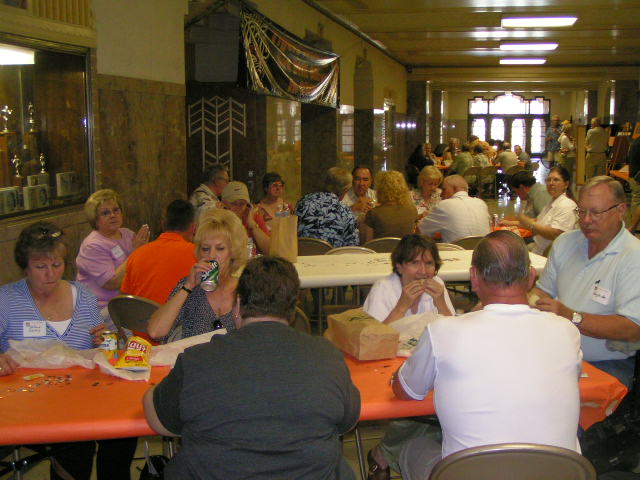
[6,339,96,369]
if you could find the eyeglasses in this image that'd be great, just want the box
[575,203,621,219]
[270,182,285,188]
[35,227,62,240]
[98,207,122,217]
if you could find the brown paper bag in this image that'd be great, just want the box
[324,308,399,360]
[270,214,298,263]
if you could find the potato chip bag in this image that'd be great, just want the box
[114,336,152,371]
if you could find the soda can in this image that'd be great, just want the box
[100,331,118,352]
[201,260,220,292]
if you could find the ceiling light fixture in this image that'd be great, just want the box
[500,43,558,50]
[0,44,35,65]
[501,17,577,28]
[500,58,547,65]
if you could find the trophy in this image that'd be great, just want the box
[1,105,12,133]
[27,102,36,132]
[39,153,46,173]
[11,154,24,187]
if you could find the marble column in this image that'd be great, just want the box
[587,90,598,123]
[429,89,443,146]
[407,81,427,144]
[354,109,374,170]
[301,103,337,195]
[614,80,639,126]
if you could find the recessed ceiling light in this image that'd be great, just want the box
[501,17,577,28]
[500,58,547,65]
[0,44,34,65]
[500,43,558,51]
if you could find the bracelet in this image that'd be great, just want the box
[181,285,193,294]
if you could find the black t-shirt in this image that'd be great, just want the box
[153,321,360,479]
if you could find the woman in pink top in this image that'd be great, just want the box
[76,189,150,312]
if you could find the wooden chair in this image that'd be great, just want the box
[478,166,498,198]
[326,246,376,255]
[462,166,482,196]
[297,237,333,256]
[290,306,311,334]
[437,243,465,251]
[363,237,401,253]
[428,443,596,480]
[453,236,484,250]
[108,294,160,340]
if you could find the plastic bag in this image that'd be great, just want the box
[6,339,96,369]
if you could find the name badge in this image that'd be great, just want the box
[23,320,47,337]
[592,283,611,305]
[111,245,125,259]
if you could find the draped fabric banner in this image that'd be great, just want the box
[241,10,339,107]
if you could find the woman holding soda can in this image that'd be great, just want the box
[147,209,249,342]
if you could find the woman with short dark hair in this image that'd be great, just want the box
[363,233,454,324]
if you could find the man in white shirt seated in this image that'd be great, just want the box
[531,175,640,387]
[390,230,582,480]
[341,165,377,216]
[418,175,490,243]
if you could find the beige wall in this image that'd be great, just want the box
[250,0,407,112]
[92,0,188,84]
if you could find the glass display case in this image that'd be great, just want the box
[0,37,91,218]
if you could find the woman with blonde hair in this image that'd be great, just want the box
[361,170,418,243]
[76,189,150,312]
[411,166,443,219]
[147,208,249,342]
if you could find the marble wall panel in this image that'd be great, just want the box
[186,84,268,202]
[301,103,337,195]
[354,108,374,170]
[614,80,639,126]
[95,74,187,238]
[266,97,301,203]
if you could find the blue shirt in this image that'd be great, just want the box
[537,226,640,361]
[0,279,102,352]
[295,192,359,247]
[545,125,561,152]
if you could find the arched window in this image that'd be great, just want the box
[467,93,550,162]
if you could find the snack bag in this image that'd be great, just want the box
[114,336,152,372]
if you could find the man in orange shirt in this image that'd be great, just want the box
[121,199,196,304]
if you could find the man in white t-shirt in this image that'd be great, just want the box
[391,230,582,480]
[418,175,490,243]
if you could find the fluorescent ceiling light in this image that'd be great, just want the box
[500,43,558,50]
[501,17,577,28]
[500,58,547,65]
[0,44,34,65]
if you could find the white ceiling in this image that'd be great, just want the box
[311,0,640,91]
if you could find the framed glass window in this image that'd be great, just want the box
[471,118,486,141]
[511,119,525,150]
[0,38,91,218]
[490,118,505,141]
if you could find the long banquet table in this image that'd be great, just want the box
[295,250,548,288]
[0,355,626,446]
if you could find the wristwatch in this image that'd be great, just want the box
[571,311,583,326]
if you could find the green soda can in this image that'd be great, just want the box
[200,260,220,292]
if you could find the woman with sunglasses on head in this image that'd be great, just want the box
[500,165,577,255]
[76,189,150,314]
[0,221,137,479]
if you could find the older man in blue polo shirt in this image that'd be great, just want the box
[531,176,640,386]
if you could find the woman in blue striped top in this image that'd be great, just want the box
[0,221,138,480]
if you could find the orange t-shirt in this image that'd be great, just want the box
[121,232,196,304]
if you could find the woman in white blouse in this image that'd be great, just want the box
[501,165,577,255]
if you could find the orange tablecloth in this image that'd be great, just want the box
[492,225,534,238]
[610,169,629,181]
[346,356,627,430]
[0,357,627,446]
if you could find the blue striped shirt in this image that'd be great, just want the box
[0,279,102,352]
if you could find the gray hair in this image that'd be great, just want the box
[472,230,530,286]
[324,167,352,196]
[581,176,625,204]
